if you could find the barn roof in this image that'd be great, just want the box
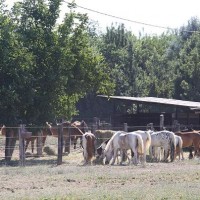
[98,95,200,110]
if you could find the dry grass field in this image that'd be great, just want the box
[0,147,200,200]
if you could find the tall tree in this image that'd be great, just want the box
[0,0,114,124]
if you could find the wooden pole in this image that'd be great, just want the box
[124,123,128,132]
[160,114,164,130]
[37,130,43,156]
[19,124,25,167]
[57,123,63,165]
[5,129,10,163]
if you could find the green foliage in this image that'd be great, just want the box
[1,0,200,123]
[0,0,114,125]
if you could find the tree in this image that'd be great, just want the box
[0,0,114,125]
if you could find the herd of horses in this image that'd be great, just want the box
[1,121,200,165]
[95,128,200,166]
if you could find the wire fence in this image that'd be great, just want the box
[0,117,197,167]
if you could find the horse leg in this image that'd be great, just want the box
[123,149,130,164]
[25,140,30,152]
[189,147,193,159]
[131,149,138,165]
[149,146,153,161]
[111,149,118,165]
[73,136,77,149]
[143,145,146,164]
[31,139,34,153]
[119,149,123,165]
[42,136,47,147]
[163,146,169,162]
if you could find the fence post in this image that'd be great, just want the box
[5,129,11,163]
[19,124,25,167]
[160,114,164,130]
[124,123,128,132]
[147,123,154,130]
[57,123,63,165]
[37,130,43,157]
[63,126,71,154]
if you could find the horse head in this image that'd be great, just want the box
[104,150,113,165]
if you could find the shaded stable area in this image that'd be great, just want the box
[98,95,200,130]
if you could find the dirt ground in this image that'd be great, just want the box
[0,149,200,200]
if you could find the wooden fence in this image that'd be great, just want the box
[0,114,183,166]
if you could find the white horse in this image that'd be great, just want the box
[149,130,176,162]
[175,135,184,160]
[103,131,144,165]
[129,130,151,164]
[82,132,96,165]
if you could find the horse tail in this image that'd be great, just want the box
[145,130,152,150]
[136,134,144,155]
[178,136,183,149]
[169,132,176,162]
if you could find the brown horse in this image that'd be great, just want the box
[0,124,34,161]
[71,120,89,133]
[24,125,52,153]
[175,130,200,159]
[45,121,85,152]
[1,124,52,154]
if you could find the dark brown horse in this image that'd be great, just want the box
[175,130,200,158]
[24,125,52,153]
[1,124,52,154]
[0,125,34,161]
[45,121,85,152]
[71,120,89,133]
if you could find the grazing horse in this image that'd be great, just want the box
[103,131,144,165]
[118,132,144,165]
[149,130,176,162]
[82,132,96,165]
[96,139,110,159]
[46,121,84,151]
[154,135,184,161]
[175,131,200,158]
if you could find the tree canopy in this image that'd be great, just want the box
[1,0,200,123]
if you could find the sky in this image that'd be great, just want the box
[5,0,200,36]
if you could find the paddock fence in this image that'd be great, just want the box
[0,115,193,167]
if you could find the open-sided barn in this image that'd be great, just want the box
[98,95,200,130]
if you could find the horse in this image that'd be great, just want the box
[96,138,110,159]
[149,130,176,162]
[103,131,144,165]
[24,125,52,153]
[0,124,36,161]
[82,131,96,165]
[129,130,151,164]
[118,132,145,165]
[175,135,183,160]
[71,120,89,133]
[175,131,200,158]
[152,135,183,161]
[45,121,84,151]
